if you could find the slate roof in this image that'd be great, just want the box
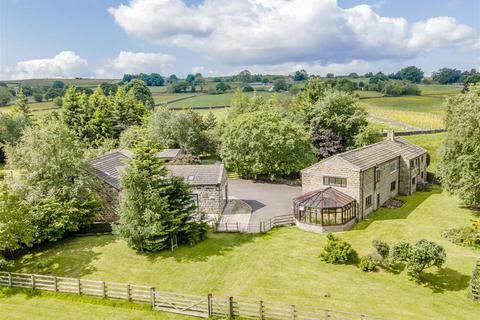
[90,150,225,190]
[293,187,356,209]
[335,137,426,170]
[156,148,182,159]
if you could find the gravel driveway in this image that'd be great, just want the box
[228,179,302,223]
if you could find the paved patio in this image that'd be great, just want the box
[228,179,302,224]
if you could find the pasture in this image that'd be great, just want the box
[3,78,117,88]
[168,92,290,108]
[4,187,479,320]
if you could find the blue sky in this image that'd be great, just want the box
[0,0,479,79]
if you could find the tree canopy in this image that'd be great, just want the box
[396,66,424,83]
[439,85,480,208]
[114,144,206,252]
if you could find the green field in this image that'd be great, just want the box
[168,92,290,108]
[359,96,446,129]
[417,84,462,96]
[3,78,118,88]
[405,133,446,173]
[4,186,479,319]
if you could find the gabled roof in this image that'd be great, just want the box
[337,137,426,170]
[293,187,356,209]
[156,148,182,159]
[90,150,225,190]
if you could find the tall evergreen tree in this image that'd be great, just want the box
[86,87,114,146]
[112,87,147,139]
[114,144,205,252]
[13,88,31,122]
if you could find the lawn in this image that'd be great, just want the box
[4,187,479,319]
[404,133,446,174]
[0,288,189,320]
[168,92,290,108]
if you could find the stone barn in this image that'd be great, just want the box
[90,149,228,222]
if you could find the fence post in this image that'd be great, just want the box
[225,223,228,232]
[291,304,297,319]
[126,284,131,301]
[7,272,12,287]
[31,274,35,289]
[207,293,213,317]
[228,296,234,318]
[236,222,239,232]
[54,276,58,292]
[259,300,264,320]
[77,279,81,295]
[150,287,156,308]
[102,281,106,297]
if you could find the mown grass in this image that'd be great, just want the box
[405,133,446,174]
[0,288,189,320]
[6,187,479,319]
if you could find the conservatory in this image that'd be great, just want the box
[293,187,358,232]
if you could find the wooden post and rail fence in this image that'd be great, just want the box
[0,271,384,319]
[470,260,480,300]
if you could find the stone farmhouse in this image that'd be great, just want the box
[293,131,428,233]
[90,149,228,222]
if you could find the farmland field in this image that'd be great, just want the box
[405,133,446,173]
[3,78,118,88]
[4,186,479,320]
[0,101,58,114]
[168,92,290,108]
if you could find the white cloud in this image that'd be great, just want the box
[1,51,90,80]
[192,66,205,74]
[95,51,176,78]
[109,0,479,66]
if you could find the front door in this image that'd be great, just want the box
[376,193,381,209]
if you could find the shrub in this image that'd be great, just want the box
[442,226,480,249]
[407,239,446,278]
[242,85,254,92]
[320,233,358,264]
[359,255,377,272]
[53,97,63,107]
[372,240,390,260]
[392,240,412,263]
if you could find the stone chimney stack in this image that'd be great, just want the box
[387,130,395,141]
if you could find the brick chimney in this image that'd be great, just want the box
[386,130,395,141]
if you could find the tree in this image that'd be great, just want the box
[186,74,196,92]
[100,82,119,96]
[168,80,188,93]
[221,110,315,178]
[311,128,343,160]
[114,144,205,252]
[52,80,65,89]
[396,66,424,83]
[432,68,462,84]
[237,70,252,83]
[149,107,214,155]
[149,73,164,86]
[0,111,30,162]
[309,90,368,154]
[194,73,206,92]
[124,79,155,109]
[4,118,100,244]
[0,187,33,259]
[45,87,62,101]
[215,81,230,93]
[13,88,31,121]
[326,73,334,78]
[353,126,382,148]
[290,77,328,124]
[53,97,63,106]
[438,85,480,207]
[62,86,88,140]
[86,87,114,146]
[167,74,178,84]
[0,86,12,106]
[273,79,288,92]
[33,92,43,102]
[111,87,147,139]
[462,73,480,92]
[348,72,359,78]
[293,69,308,81]
[242,85,254,92]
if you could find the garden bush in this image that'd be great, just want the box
[359,255,377,272]
[320,233,358,264]
[372,240,390,260]
[442,220,480,249]
[392,240,412,262]
[392,239,446,278]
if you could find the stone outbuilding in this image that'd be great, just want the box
[295,131,428,232]
[90,149,228,222]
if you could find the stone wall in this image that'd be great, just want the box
[97,184,120,222]
[302,157,361,201]
[295,218,357,233]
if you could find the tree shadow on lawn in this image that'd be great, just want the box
[141,232,261,263]
[418,267,470,293]
[353,188,442,230]
[7,235,115,278]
